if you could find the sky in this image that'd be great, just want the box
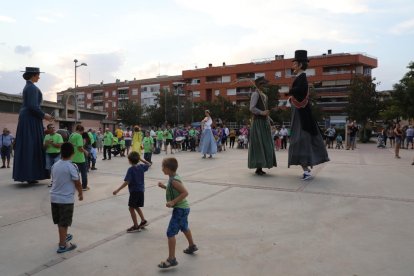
[0,0,413,101]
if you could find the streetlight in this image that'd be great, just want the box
[74,59,87,123]
[173,82,185,125]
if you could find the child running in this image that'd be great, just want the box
[113,151,151,232]
[50,142,83,253]
[157,157,198,268]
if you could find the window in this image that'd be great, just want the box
[112,90,116,96]
[192,91,200,97]
[105,92,109,98]
[191,79,200,84]
[285,69,294,77]
[132,89,138,96]
[227,89,236,96]
[113,102,116,107]
[86,103,91,109]
[222,76,231,83]
[275,71,282,78]
[105,102,108,108]
[305,68,316,76]
[255,72,265,79]
[87,93,91,100]
[215,90,220,96]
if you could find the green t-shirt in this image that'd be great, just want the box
[69,132,85,163]
[166,175,189,209]
[189,129,196,137]
[103,132,113,146]
[88,132,95,145]
[142,137,154,153]
[43,133,63,154]
[164,129,173,140]
[113,137,119,145]
[156,130,164,140]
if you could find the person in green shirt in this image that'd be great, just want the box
[69,124,89,191]
[188,127,196,152]
[103,128,113,160]
[156,127,164,150]
[142,131,154,163]
[43,124,63,187]
[157,157,197,269]
[164,126,174,154]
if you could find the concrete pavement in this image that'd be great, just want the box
[1,143,414,276]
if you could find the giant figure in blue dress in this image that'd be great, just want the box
[13,67,53,183]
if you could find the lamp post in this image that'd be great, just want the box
[74,59,87,123]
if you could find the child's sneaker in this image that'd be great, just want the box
[302,171,312,181]
[57,242,77,253]
[126,225,141,233]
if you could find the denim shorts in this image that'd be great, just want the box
[167,208,190,238]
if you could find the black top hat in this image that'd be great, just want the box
[293,50,309,62]
[21,67,44,73]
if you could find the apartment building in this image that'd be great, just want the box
[182,50,377,122]
[57,50,377,124]
[57,75,184,121]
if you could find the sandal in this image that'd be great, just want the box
[126,225,141,233]
[183,244,198,254]
[138,220,148,229]
[158,258,178,268]
[57,242,77,253]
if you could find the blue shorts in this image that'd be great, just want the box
[167,208,190,238]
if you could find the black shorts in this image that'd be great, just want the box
[51,203,74,227]
[165,139,173,146]
[128,191,144,208]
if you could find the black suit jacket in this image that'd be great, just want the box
[289,73,318,135]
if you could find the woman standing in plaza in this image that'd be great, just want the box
[198,110,217,158]
[288,50,329,180]
[13,67,53,183]
[247,77,277,175]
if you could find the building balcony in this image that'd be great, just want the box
[322,70,352,75]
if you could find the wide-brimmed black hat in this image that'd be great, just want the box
[255,76,269,86]
[20,67,44,73]
[292,50,309,62]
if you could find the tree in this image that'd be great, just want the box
[346,75,379,142]
[391,61,414,120]
[117,101,142,126]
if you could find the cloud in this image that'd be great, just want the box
[389,18,414,35]
[14,45,32,56]
[0,70,60,101]
[36,16,55,23]
[0,15,16,23]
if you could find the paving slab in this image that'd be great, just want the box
[0,143,413,276]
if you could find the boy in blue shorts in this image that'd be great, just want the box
[157,157,198,268]
[113,151,151,232]
[50,142,83,253]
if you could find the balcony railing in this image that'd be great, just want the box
[322,70,352,75]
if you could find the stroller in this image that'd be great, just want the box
[377,134,386,148]
[237,135,248,149]
[335,135,344,149]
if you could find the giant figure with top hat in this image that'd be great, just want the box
[13,67,53,183]
[288,50,329,180]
